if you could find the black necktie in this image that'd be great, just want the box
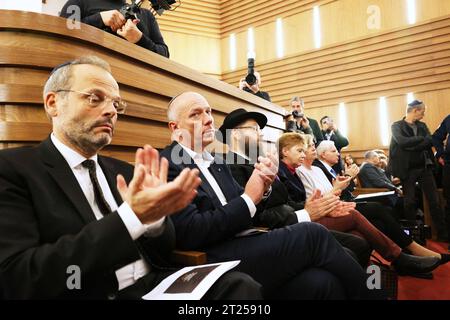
[82,160,112,216]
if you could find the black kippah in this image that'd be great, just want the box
[408,99,423,107]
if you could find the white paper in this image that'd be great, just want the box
[142,260,240,300]
[355,190,395,200]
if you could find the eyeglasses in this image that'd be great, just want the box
[235,126,262,133]
[56,89,127,114]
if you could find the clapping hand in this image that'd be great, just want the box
[116,145,201,224]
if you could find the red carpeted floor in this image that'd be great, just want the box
[397,240,450,300]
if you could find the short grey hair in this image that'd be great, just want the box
[364,150,379,160]
[167,94,181,122]
[406,99,425,113]
[316,140,335,156]
[43,56,111,97]
[290,96,304,106]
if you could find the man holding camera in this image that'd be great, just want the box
[238,58,271,102]
[60,0,169,57]
[285,96,323,144]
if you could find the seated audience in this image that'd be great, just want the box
[359,151,404,217]
[359,151,402,192]
[297,137,449,263]
[219,108,373,267]
[285,96,323,144]
[60,0,169,57]
[160,91,376,300]
[279,133,446,274]
[0,56,262,299]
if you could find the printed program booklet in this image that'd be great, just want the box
[142,260,240,300]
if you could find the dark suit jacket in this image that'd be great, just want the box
[277,161,307,203]
[321,129,349,174]
[359,163,396,190]
[388,118,435,180]
[0,137,175,299]
[160,142,254,251]
[312,159,355,201]
[226,152,301,228]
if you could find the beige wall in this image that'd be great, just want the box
[221,0,450,72]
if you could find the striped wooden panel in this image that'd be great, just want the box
[220,0,334,37]
[0,10,285,160]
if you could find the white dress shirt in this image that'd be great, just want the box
[319,160,337,178]
[180,145,256,217]
[51,134,163,291]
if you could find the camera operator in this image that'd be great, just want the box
[285,96,323,144]
[60,0,169,57]
[238,66,271,102]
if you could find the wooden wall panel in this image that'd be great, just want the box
[221,14,450,155]
[220,0,450,73]
[0,10,286,160]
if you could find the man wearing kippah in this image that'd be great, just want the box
[388,100,448,242]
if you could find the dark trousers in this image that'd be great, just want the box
[118,270,263,300]
[402,167,447,236]
[443,164,450,236]
[331,230,371,267]
[205,222,372,300]
[356,202,412,249]
[317,210,401,262]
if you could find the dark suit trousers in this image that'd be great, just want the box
[356,202,412,249]
[330,231,371,267]
[117,270,263,300]
[205,222,371,300]
[316,210,401,262]
[402,167,446,236]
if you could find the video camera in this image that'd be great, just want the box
[120,0,144,20]
[292,110,304,119]
[245,58,257,86]
[150,0,177,15]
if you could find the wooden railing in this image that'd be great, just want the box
[0,10,285,162]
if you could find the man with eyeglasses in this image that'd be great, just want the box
[0,56,264,299]
[389,100,448,242]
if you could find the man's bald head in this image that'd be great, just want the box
[167,92,215,151]
[167,92,208,122]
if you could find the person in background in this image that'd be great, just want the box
[320,116,349,174]
[60,0,169,57]
[238,71,271,102]
[285,96,323,144]
[432,114,450,251]
[388,100,447,241]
